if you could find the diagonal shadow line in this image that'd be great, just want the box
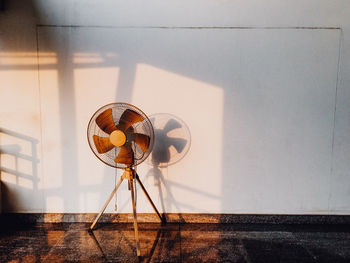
[88,230,108,261]
[145,227,163,263]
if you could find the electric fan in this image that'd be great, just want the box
[87,102,165,257]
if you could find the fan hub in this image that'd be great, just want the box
[109,130,126,146]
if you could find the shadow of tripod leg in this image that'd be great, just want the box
[130,178,141,257]
[90,176,124,230]
[135,174,165,224]
[88,230,108,261]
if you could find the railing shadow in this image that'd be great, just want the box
[0,128,40,212]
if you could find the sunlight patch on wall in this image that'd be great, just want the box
[1,172,17,185]
[73,52,105,64]
[18,176,34,189]
[39,68,62,189]
[0,154,16,171]
[131,64,223,213]
[0,52,56,66]
[0,69,41,131]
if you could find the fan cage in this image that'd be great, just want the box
[87,102,154,168]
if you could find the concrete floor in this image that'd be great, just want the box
[0,223,350,262]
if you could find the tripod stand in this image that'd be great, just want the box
[89,168,166,256]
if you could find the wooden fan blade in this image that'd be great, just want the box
[117,109,144,131]
[93,135,115,154]
[114,145,134,165]
[96,108,117,134]
[133,133,150,152]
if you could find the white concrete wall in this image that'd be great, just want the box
[1,0,350,214]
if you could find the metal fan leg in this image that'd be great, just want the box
[90,176,124,230]
[135,173,165,224]
[129,177,141,257]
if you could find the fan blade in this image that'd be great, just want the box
[126,125,134,134]
[96,108,117,134]
[118,109,144,131]
[114,145,134,165]
[93,135,115,154]
[163,119,182,133]
[133,133,150,152]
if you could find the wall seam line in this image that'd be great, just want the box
[35,25,45,213]
[328,28,343,213]
[35,25,341,30]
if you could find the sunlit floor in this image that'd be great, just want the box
[0,222,350,262]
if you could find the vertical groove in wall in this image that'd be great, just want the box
[328,28,343,211]
[35,25,45,213]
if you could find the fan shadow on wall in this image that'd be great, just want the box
[145,113,191,219]
[147,113,190,167]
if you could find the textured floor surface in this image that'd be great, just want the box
[0,223,350,262]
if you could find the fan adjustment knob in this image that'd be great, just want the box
[109,130,126,146]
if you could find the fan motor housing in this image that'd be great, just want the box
[87,102,154,168]
[110,130,126,146]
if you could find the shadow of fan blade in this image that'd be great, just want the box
[163,119,182,133]
[169,137,187,153]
